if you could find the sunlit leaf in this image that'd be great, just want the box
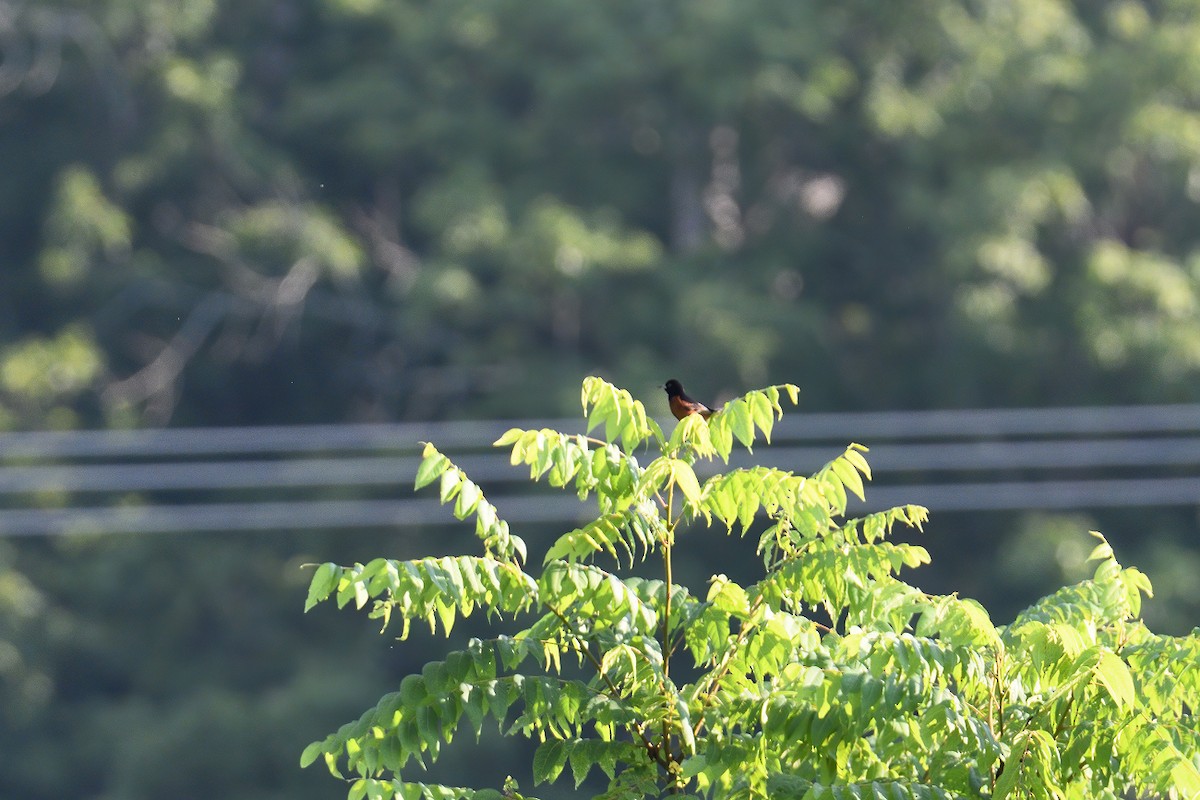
[305,561,340,611]
[414,444,450,489]
[1095,650,1135,710]
[669,459,702,506]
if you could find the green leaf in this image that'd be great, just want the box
[955,597,1000,648]
[748,391,776,443]
[1094,649,1134,709]
[439,469,461,503]
[830,456,866,501]
[456,478,481,517]
[305,562,340,611]
[299,740,324,768]
[414,443,450,489]
[493,428,524,447]
[670,459,702,506]
[707,575,750,616]
[1086,530,1114,563]
[1171,757,1200,800]
[841,444,872,482]
[680,754,707,779]
[992,732,1029,800]
[728,403,755,449]
[532,738,567,784]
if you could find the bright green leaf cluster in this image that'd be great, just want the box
[414,443,527,563]
[580,375,663,453]
[705,382,799,458]
[542,505,662,567]
[304,378,1199,800]
[493,427,636,510]
[304,555,537,639]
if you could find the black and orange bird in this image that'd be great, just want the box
[663,379,719,420]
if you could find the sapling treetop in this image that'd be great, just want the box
[303,377,1200,800]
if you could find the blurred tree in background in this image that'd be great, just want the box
[3,0,1200,797]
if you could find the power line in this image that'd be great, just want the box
[0,420,524,458]
[866,476,1200,512]
[2,402,1199,457]
[2,476,1198,537]
[0,496,590,537]
[4,436,1200,494]
[2,405,1198,536]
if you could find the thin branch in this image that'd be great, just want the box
[101,293,229,419]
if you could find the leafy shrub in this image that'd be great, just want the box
[303,377,1200,800]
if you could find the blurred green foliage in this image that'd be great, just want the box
[3,0,1200,797]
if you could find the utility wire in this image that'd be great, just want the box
[2,403,1199,457]
[2,405,1198,536]
[4,437,1200,494]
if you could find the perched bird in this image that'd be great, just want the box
[663,379,719,420]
